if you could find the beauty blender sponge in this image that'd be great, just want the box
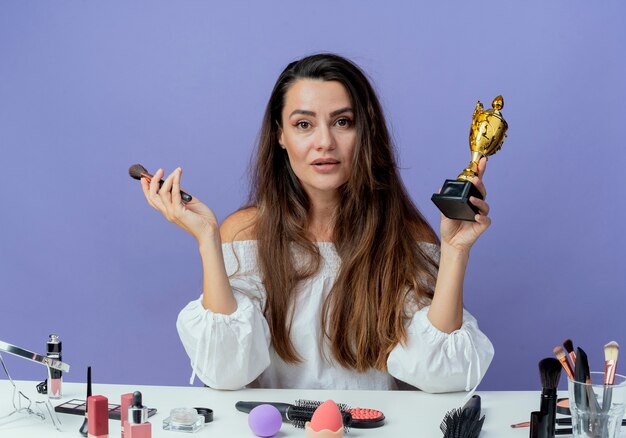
[248,404,282,437]
[310,400,343,432]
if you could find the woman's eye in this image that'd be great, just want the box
[296,121,311,129]
[336,118,352,127]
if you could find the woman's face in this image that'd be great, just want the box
[278,79,356,200]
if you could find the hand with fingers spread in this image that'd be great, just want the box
[439,157,491,253]
[140,167,219,244]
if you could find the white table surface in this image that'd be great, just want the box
[0,379,593,437]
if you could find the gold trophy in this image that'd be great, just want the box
[431,96,508,221]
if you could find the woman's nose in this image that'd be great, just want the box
[315,125,335,150]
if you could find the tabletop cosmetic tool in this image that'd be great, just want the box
[296,399,384,429]
[46,334,63,399]
[79,366,92,437]
[530,358,561,438]
[512,418,626,428]
[602,341,619,412]
[553,346,574,380]
[128,164,193,202]
[305,400,345,438]
[88,395,109,438]
[0,339,70,372]
[127,391,151,438]
[0,339,67,431]
[563,339,576,368]
[439,394,484,438]
[236,400,353,430]
[162,408,206,433]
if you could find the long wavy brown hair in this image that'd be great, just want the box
[246,53,439,372]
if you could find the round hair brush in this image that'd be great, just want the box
[440,395,485,438]
[128,163,193,202]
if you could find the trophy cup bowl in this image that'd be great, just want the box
[431,96,508,221]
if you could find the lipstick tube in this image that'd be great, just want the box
[47,334,62,399]
[88,395,109,438]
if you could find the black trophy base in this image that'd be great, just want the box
[431,179,483,222]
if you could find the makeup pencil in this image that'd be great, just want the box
[79,366,91,437]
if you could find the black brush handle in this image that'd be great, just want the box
[461,395,481,417]
[157,179,193,202]
[235,401,292,422]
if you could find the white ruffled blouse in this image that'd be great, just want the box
[176,240,494,392]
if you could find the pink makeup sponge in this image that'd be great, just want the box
[248,404,282,437]
[310,400,343,432]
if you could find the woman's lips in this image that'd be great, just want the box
[311,160,340,173]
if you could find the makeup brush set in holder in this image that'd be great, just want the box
[519,339,622,438]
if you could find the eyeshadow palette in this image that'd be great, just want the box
[55,399,158,420]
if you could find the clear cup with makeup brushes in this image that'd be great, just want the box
[567,372,626,438]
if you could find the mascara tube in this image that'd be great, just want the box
[47,334,62,399]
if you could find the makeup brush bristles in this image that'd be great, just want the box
[604,341,619,385]
[605,341,620,362]
[129,164,149,180]
[539,357,562,390]
[553,346,574,380]
[563,338,576,365]
[440,396,484,438]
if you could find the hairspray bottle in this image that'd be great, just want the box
[47,334,62,399]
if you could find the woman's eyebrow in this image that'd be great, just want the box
[330,107,353,117]
[288,107,354,118]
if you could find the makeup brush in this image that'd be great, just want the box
[553,346,574,380]
[604,341,619,385]
[575,347,601,427]
[79,366,91,437]
[439,395,485,438]
[563,339,576,367]
[128,164,193,202]
[536,358,561,438]
[602,341,620,412]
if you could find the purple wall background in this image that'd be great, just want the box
[1,1,625,391]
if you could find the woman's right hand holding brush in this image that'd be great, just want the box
[141,167,236,314]
[141,167,220,245]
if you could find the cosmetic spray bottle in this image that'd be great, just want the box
[47,334,62,399]
[127,391,151,438]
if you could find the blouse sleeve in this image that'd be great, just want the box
[176,242,271,390]
[386,307,495,393]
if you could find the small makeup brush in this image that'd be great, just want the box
[575,347,601,418]
[79,366,91,437]
[553,346,574,380]
[128,164,193,202]
[602,341,620,412]
[563,339,576,367]
[604,341,619,385]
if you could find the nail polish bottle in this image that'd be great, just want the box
[127,391,151,438]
